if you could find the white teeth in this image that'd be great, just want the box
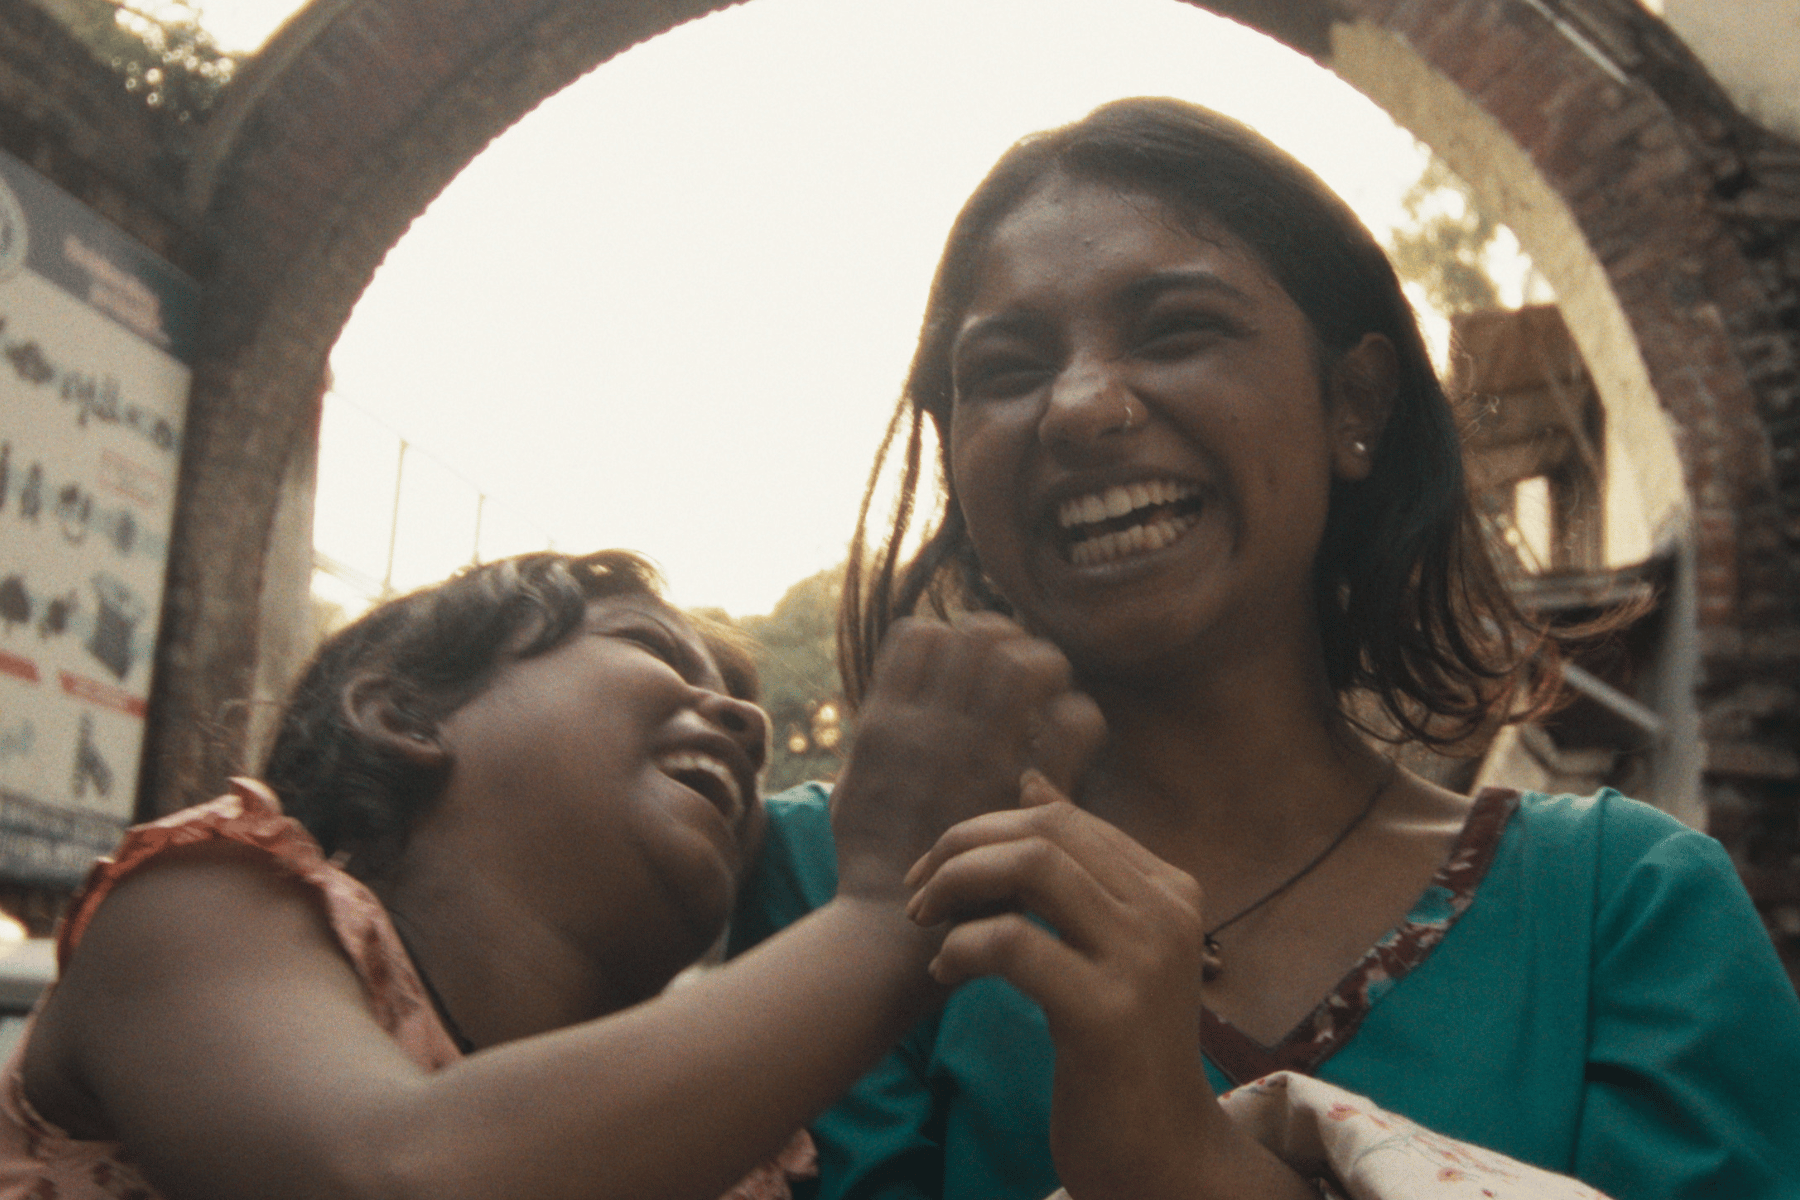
[1057,480,1198,530]
[656,751,743,817]
[1053,479,1204,567]
[1067,513,1200,567]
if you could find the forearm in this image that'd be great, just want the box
[80,868,940,1200]
[1049,1041,1317,1200]
[377,895,941,1200]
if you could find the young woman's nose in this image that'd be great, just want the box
[1038,357,1138,451]
[696,690,770,774]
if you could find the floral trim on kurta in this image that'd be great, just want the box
[1202,789,1521,1086]
[0,779,814,1200]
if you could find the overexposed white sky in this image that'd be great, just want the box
[196,0,1439,617]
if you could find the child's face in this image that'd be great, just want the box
[429,593,770,984]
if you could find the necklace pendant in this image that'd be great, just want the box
[1202,933,1224,983]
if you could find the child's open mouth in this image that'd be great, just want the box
[656,751,745,824]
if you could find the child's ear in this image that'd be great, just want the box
[1328,332,1399,483]
[343,674,448,768]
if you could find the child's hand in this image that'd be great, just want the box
[830,614,1102,907]
[904,782,1269,1199]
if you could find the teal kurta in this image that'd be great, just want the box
[728,784,1800,1200]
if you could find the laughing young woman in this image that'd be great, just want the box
[730,99,1800,1200]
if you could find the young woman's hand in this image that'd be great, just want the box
[904,775,1315,1200]
[831,614,1103,908]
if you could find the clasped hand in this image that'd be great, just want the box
[829,613,1103,904]
[906,773,1230,1199]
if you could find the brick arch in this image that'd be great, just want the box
[143,0,1796,817]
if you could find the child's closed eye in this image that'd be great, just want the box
[610,624,684,665]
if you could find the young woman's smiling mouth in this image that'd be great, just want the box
[1055,478,1205,567]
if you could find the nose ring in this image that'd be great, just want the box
[1116,399,1140,433]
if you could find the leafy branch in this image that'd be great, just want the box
[55,0,237,123]
[1386,156,1503,316]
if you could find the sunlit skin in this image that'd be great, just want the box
[905,176,1478,1200]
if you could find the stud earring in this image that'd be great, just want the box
[1352,439,1368,455]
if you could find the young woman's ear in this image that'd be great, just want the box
[342,674,448,769]
[1328,332,1399,483]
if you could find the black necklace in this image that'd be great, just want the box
[1200,762,1396,983]
[389,913,477,1055]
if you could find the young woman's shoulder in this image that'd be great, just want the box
[1504,786,1792,1009]
[1506,787,1734,890]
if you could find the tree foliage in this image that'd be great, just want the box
[734,565,849,795]
[45,0,236,124]
[1386,156,1502,316]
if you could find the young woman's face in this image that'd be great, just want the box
[431,593,769,978]
[948,175,1351,681]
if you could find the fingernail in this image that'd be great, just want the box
[903,856,928,888]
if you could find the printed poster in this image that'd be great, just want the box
[0,151,196,886]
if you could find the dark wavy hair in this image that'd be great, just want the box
[842,97,1559,746]
[263,550,757,874]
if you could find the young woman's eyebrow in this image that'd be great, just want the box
[953,310,1045,353]
[954,270,1251,353]
[1114,269,1252,311]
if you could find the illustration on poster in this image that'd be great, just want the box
[70,711,112,801]
[54,483,91,545]
[0,718,32,764]
[3,338,52,387]
[0,578,25,632]
[0,445,163,563]
[0,174,22,281]
[17,464,39,521]
[0,570,145,680]
[39,592,74,639]
[85,574,140,682]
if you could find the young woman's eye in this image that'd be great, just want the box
[955,352,1050,402]
[1137,314,1234,358]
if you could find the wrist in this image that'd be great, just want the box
[1188,1103,1320,1200]
[819,893,947,1013]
